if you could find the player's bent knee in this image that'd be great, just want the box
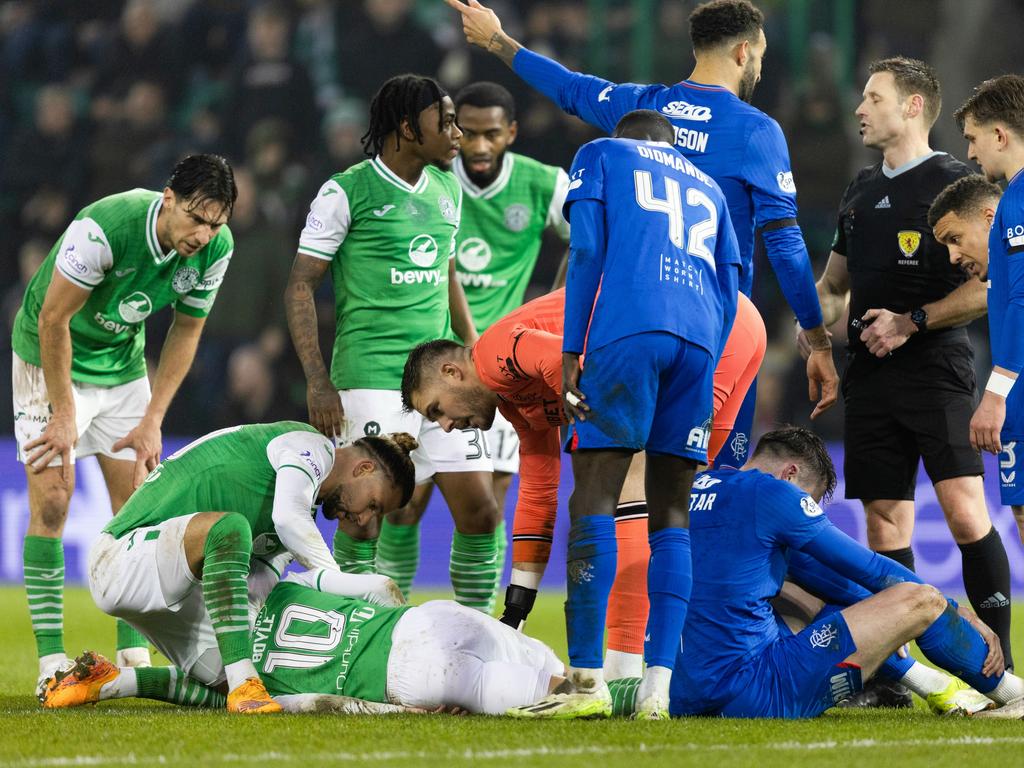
[894,582,945,625]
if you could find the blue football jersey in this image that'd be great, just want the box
[514,55,798,297]
[989,169,1024,438]
[562,137,740,356]
[669,468,831,715]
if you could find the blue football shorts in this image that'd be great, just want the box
[566,332,714,463]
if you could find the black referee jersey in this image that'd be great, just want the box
[833,151,974,359]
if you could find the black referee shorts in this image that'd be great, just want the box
[842,344,984,501]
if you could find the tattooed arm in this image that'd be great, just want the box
[284,253,343,438]
[444,0,522,67]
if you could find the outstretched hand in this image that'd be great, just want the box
[443,0,521,65]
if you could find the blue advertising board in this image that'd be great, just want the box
[0,437,1019,597]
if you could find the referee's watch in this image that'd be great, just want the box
[909,307,928,333]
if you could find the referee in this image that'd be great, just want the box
[804,57,1013,697]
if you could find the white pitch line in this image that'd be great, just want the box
[5,737,1024,768]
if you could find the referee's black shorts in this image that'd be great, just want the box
[842,343,984,501]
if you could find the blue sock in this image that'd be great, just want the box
[916,599,1001,693]
[878,651,916,682]
[565,515,617,670]
[644,528,692,669]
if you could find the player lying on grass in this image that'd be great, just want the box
[41,423,417,714]
[42,569,566,716]
[616,426,1024,718]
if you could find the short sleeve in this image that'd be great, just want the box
[753,474,831,550]
[546,168,571,241]
[563,142,606,220]
[174,229,233,317]
[743,118,798,227]
[297,179,352,261]
[54,218,113,289]
[266,430,337,493]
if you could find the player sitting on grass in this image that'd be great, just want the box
[41,569,565,716]
[41,423,417,714]
[592,427,1024,719]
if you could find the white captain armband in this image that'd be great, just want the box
[986,371,1016,398]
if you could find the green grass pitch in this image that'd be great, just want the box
[2,587,1024,768]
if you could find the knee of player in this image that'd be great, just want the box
[207,512,253,552]
[901,582,946,622]
[32,486,72,529]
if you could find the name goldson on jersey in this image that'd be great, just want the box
[660,102,711,153]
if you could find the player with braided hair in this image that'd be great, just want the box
[286,74,506,614]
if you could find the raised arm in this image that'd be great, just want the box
[445,0,650,135]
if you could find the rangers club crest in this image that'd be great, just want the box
[504,204,530,232]
[897,230,921,258]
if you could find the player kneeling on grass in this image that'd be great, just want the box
[41,569,565,716]
[40,423,417,714]
[599,427,1024,719]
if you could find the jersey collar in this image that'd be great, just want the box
[371,156,428,194]
[453,153,515,200]
[881,151,945,179]
[146,195,177,265]
[679,79,730,92]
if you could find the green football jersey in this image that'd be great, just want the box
[11,189,233,385]
[254,579,410,702]
[104,422,335,558]
[297,157,462,390]
[453,153,569,333]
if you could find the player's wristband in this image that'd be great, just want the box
[985,371,1016,398]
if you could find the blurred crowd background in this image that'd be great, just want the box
[1,0,1020,440]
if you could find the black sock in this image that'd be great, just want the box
[959,527,1014,670]
[876,546,916,572]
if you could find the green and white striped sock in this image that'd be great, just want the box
[450,530,500,613]
[376,520,420,599]
[23,536,64,659]
[493,520,508,594]
[201,514,253,666]
[116,620,149,653]
[333,529,378,574]
[608,677,641,717]
[136,667,226,708]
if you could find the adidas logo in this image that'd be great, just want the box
[875,196,891,209]
[980,592,1010,608]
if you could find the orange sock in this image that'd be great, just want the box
[606,504,650,655]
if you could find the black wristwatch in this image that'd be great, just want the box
[909,307,928,333]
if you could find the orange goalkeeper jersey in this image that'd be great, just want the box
[473,287,764,560]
